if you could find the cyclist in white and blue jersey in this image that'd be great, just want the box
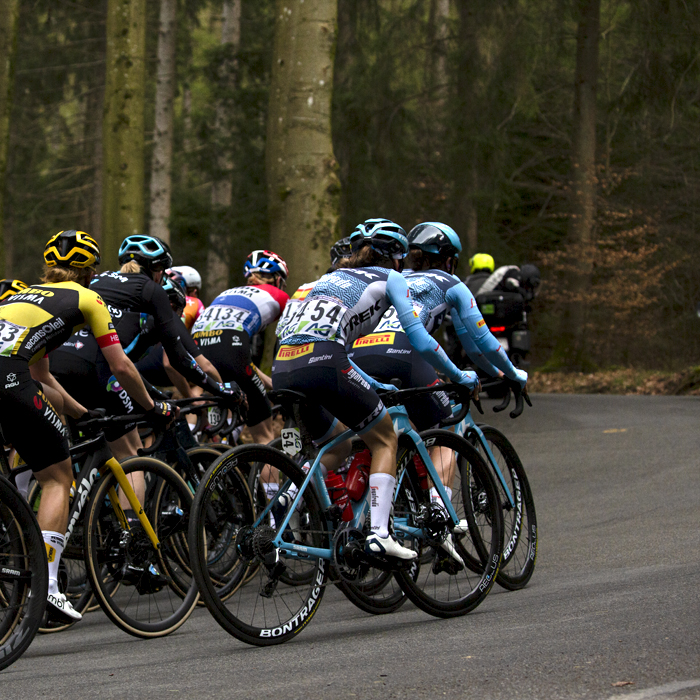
[272,219,478,561]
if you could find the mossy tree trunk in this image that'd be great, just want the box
[0,0,20,277]
[149,0,177,244]
[266,0,340,293]
[102,0,147,270]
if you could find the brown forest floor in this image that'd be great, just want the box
[528,367,700,395]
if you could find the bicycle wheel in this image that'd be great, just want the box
[469,426,537,590]
[84,457,198,638]
[189,445,329,646]
[26,481,94,633]
[178,446,254,600]
[0,475,48,671]
[336,566,409,615]
[393,430,503,618]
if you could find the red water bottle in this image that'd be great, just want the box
[346,448,371,501]
[324,471,353,521]
[413,455,429,491]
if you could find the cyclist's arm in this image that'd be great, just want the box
[446,284,524,384]
[30,356,87,419]
[450,313,502,376]
[147,286,227,394]
[101,344,156,411]
[161,351,194,398]
[386,271,474,385]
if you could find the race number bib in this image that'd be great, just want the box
[281,428,302,456]
[0,321,25,357]
[277,296,346,343]
[193,305,251,333]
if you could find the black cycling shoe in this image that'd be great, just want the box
[120,563,168,594]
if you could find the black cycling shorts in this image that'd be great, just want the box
[0,358,70,472]
[271,341,386,440]
[194,330,271,427]
[350,332,451,431]
[50,351,138,442]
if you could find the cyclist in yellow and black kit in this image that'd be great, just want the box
[0,230,174,622]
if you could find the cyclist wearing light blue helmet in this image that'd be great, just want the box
[273,218,478,563]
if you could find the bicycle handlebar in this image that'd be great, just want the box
[378,382,476,426]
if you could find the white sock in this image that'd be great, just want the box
[369,473,395,538]
[430,485,453,507]
[42,531,65,596]
[263,482,280,527]
[13,470,32,501]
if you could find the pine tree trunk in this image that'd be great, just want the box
[149,0,177,244]
[0,0,20,277]
[267,0,340,292]
[102,0,147,270]
[552,0,599,370]
[430,0,450,110]
[207,0,241,299]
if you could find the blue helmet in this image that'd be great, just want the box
[349,219,408,260]
[407,222,462,260]
[118,235,173,271]
[162,273,187,313]
[244,250,288,280]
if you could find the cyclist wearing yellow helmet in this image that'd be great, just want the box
[465,252,495,296]
[0,230,166,623]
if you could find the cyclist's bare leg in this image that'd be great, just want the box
[361,413,397,476]
[248,417,279,484]
[34,459,73,533]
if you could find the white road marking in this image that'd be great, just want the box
[606,679,700,700]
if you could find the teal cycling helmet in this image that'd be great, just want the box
[349,219,408,259]
[118,235,173,272]
[407,222,462,260]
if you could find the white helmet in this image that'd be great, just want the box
[170,265,202,293]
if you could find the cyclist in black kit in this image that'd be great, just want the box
[51,235,241,482]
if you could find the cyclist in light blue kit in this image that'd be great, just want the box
[351,222,527,560]
[272,219,478,561]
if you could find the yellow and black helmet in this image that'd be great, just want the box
[44,230,101,269]
[0,279,28,301]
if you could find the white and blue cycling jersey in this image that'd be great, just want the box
[276,266,472,385]
[370,268,524,384]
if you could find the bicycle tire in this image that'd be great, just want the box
[179,446,255,600]
[189,444,329,646]
[84,457,199,638]
[393,430,503,618]
[0,475,48,671]
[470,426,537,590]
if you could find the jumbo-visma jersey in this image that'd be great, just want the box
[0,281,120,364]
[192,284,289,338]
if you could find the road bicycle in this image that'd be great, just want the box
[38,413,200,638]
[188,383,503,646]
[453,379,538,590]
[0,474,48,671]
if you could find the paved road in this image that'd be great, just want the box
[3,395,699,699]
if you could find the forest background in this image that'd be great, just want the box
[1,0,699,371]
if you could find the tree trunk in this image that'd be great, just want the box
[267,0,340,293]
[207,0,241,299]
[430,0,450,110]
[102,0,147,271]
[0,0,20,277]
[552,0,599,370]
[149,0,177,244]
[453,0,479,255]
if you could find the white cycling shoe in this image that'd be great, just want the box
[47,591,82,622]
[365,533,417,561]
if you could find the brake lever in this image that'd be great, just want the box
[493,387,511,413]
[472,393,484,415]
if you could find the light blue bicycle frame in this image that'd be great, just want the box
[254,403,463,563]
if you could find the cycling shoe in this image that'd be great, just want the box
[365,533,417,561]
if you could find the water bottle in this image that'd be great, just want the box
[345,448,371,501]
[413,454,429,491]
[324,471,353,521]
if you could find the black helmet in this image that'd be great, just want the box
[118,235,173,272]
[162,272,187,313]
[330,237,352,266]
[44,230,101,270]
[0,279,28,301]
[407,222,462,260]
[520,264,541,291]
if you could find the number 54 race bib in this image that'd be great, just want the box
[277,296,347,343]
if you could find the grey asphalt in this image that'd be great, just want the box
[2,395,699,700]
